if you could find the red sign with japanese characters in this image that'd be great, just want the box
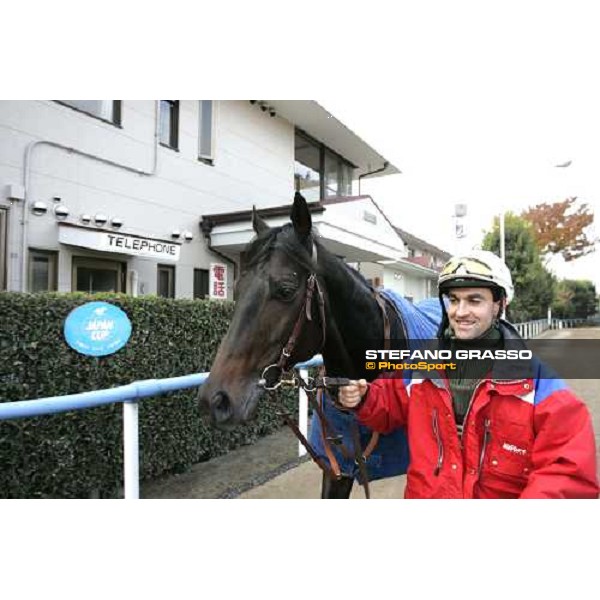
[209,263,227,299]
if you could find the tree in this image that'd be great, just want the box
[482,213,556,322]
[552,279,598,318]
[521,197,596,262]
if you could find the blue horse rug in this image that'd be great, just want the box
[307,292,442,481]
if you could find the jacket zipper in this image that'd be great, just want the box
[478,418,491,475]
[460,379,487,445]
[432,408,444,476]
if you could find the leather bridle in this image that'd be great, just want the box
[260,272,326,391]
[257,252,398,498]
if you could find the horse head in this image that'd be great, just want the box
[199,193,326,427]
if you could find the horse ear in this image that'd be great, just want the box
[291,191,312,236]
[252,205,270,236]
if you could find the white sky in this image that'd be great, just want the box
[5,1,600,288]
[317,3,600,289]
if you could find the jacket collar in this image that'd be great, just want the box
[413,320,532,389]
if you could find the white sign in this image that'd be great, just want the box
[209,263,227,299]
[59,225,181,261]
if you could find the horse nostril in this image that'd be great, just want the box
[211,391,233,424]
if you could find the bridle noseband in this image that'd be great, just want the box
[255,239,400,498]
[260,271,326,391]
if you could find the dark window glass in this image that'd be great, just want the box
[77,267,118,293]
[58,101,121,125]
[194,268,209,299]
[0,209,6,291]
[295,130,354,201]
[160,100,179,149]
[199,101,214,160]
[28,250,58,292]
[157,264,175,298]
[72,257,124,293]
[294,131,321,202]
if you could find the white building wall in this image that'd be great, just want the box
[0,100,295,296]
[382,267,434,303]
[321,198,405,257]
[355,262,435,303]
[381,269,404,296]
[402,272,429,302]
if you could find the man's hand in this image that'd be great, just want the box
[338,379,368,409]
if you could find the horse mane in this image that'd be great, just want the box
[243,224,376,301]
[243,224,317,273]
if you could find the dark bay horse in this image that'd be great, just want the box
[200,192,439,498]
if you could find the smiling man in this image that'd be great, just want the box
[339,251,599,498]
[447,288,500,339]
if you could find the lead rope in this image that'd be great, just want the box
[272,371,377,498]
[263,274,394,497]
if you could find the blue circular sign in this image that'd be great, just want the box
[64,301,132,356]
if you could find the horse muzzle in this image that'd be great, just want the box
[199,380,263,428]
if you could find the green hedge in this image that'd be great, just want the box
[0,293,297,498]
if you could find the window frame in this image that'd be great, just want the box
[157,264,176,298]
[198,100,216,164]
[294,128,355,200]
[0,208,7,291]
[55,101,122,127]
[28,248,58,293]
[193,268,209,299]
[72,256,125,294]
[159,100,180,150]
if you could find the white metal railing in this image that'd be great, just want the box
[2,314,594,498]
[0,355,323,500]
[513,317,588,339]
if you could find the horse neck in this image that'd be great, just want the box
[318,253,387,378]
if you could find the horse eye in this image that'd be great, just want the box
[270,277,299,302]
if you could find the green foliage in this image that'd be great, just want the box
[482,214,556,322]
[552,279,598,319]
[0,293,297,498]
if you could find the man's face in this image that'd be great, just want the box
[446,287,501,340]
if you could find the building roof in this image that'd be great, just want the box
[393,226,451,260]
[264,101,401,178]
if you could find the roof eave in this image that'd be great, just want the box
[265,100,401,178]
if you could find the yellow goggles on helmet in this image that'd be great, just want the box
[440,257,494,279]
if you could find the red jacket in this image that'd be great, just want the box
[356,368,599,499]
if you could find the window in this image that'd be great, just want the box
[294,131,321,202]
[194,268,209,299]
[198,101,215,162]
[294,130,355,201]
[58,101,121,125]
[324,150,353,198]
[160,100,179,149]
[157,264,175,298]
[28,250,58,292]
[72,257,125,293]
[0,209,6,291]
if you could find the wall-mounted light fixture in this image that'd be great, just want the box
[111,217,123,229]
[54,204,70,220]
[250,100,276,118]
[171,229,181,239]
[81,214,91,224]
[31,201,48,216]
[183,231,193,241]
[94,214,108,226]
